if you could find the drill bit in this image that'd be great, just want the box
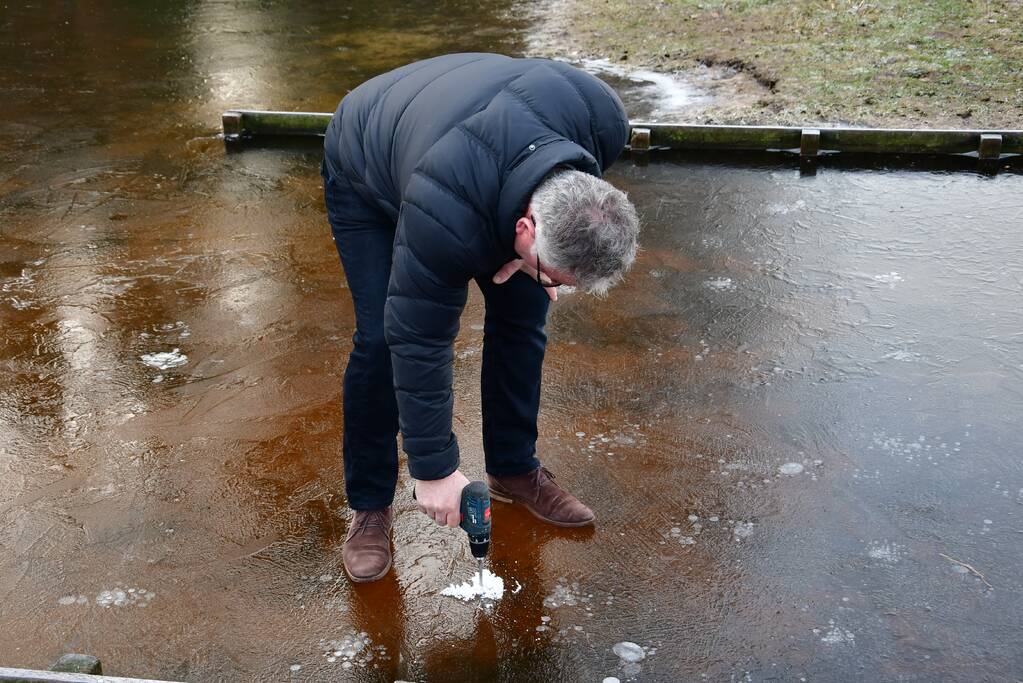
[477,557,484,588]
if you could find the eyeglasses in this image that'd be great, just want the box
[535,253,565,288]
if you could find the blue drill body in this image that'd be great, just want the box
[460,480,492,560]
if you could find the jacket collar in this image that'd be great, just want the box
[496,138,601,260]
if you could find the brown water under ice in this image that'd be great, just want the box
[2,2,1023,682]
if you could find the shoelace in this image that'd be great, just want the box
[353,510,387,534]
[538,467,563,489]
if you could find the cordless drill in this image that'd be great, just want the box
[413,480,492,583]
[459,481,492,586]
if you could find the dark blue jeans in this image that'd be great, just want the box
[323,160,547,510]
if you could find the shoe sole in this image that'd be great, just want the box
[488,489,595,528]
[343,553,393,583]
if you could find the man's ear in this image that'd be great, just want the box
[515,214,536,239]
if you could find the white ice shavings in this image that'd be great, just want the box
[440,568,505,601]
[140,348,188,370]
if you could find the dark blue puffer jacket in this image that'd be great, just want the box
[323,53,629,481]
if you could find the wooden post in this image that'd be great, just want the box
[221,111,243,140]
[799,128,821,174]
[629,126,651,166]
[800,128,821,158]
[978,133,1003,159]
[978,133,1003,173]
[629,127,651,151]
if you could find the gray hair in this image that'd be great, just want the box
[531,170,640,297]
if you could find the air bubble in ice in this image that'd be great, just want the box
[612,641,646,663]
[140,348,188,370]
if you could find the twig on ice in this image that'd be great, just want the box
[940,553,993,591]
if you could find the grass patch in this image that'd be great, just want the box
[554,0,1022,126]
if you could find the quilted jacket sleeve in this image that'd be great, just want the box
[384,138,497,480]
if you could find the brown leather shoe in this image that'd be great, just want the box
[488,467,595,527]
[342,507,393,583]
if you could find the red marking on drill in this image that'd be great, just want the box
[484,506,491,521]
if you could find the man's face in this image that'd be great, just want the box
[516,205,579,288]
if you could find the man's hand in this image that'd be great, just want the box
[492,258,558,301]
[414,469,471,527]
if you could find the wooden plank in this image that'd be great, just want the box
[642,122,1023,154]
[221,109,1023,156]
[223,110,332,139]
[0,668,181,683]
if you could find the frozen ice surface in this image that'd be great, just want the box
[603,678,621,683]
[867,541,902,563]
[95,586,153,608]
[704,277,736,291]
[734,522,754,540]
[883,350,922,362]
[543,580,588,608]
[140,348,188,370]
[779,462,804,475]
[319,632,380,667]
[620,662,642,677]
[612,641,646,663]
[440,568,504,601]
[820,620,855,646]
[873,272,904,285]
[763,199,806,215]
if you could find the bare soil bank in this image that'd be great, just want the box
[533,0,1022,128]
